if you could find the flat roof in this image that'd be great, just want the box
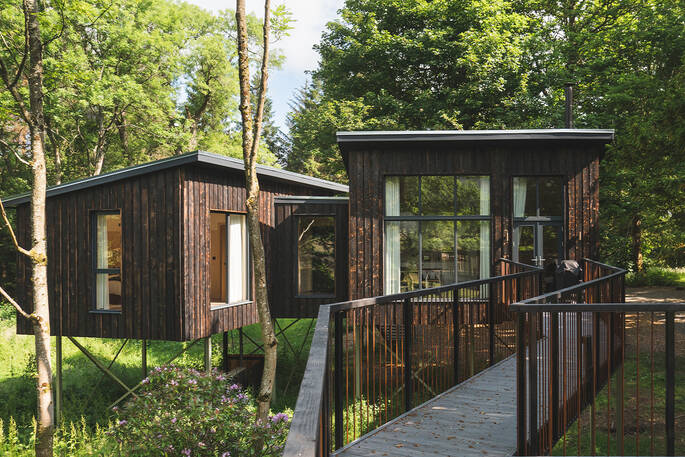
[2,150,349,207]
[337,129,615,143]
[274,196,349,205]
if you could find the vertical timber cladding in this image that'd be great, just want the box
[181,165,340,340]
[271,199,349,319]
[343,138,607,300]
[15,168,185,340]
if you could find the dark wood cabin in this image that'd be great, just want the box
[5,151,348,341]
[336,129,614,300]
[271,196,349,318]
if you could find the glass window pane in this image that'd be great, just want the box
[514,225,535,266]
[385,221,419,293]
[96,214,121,269]
[524,178,537,217]
[457,221,489,282]
[107,273,122,311]
[96,272,121,311]
[421,176,454,215]
[421,220,455,288]
[298,216,336,295]
[538,177,563,216]
[210,213,227,303]
[456,176,489,216]
[228,214,248,303]
[398,176,419,216]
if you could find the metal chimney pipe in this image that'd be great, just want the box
[564,83,574,128]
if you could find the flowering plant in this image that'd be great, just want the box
[109,365,290,456]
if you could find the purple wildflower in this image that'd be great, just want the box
[221,452,231,457]
[118,420,127,426]
[182,449,191,456]
[171,417,177,424]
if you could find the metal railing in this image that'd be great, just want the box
[284,259,542,457]
[512,259,685,456]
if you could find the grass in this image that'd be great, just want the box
[0,304,315,450]
[552,313,685,456]
[625,267,685,288]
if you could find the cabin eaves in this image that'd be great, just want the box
[1,150,349,207]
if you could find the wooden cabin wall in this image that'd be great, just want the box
[181,165,338,339]
[16,168,184,340]
[345,142,603,300]
[271,202,349,319]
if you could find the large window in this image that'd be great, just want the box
[384,176,491,293]
[210,212,250,306]
[297,216,336,296]
[93,211,122,311]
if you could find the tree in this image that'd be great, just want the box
[235,0,277,425]
[0,0,54,455]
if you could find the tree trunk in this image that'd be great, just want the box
[235,0,276,424]
[25,0,54,454]
[631,214,643,272]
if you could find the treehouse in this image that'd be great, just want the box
[3,151,348,342]
[336,129,615,299]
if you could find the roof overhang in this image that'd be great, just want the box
[2,151,349,207]
[337,129,615,144]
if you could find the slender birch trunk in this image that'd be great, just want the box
[0,0,54,454]
[235,0,277,423]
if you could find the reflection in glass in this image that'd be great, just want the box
[210,213,249,305]
[385,221,419,292]
[456,176,490,216]
[515,225,535,266]
[298,216,336,295]
[539,177,563,216]
[421,176,454,215]
[421,221,455,287]
[457,221,485,282]
[210,212,227,302]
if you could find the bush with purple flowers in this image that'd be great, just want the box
[109,365,290,456]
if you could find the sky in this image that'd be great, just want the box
[185,0,345,132]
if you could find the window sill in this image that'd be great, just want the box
[89,309,122,314]
[211,300,252,311]
[294,294,337,299]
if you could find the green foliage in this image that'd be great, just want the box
[625,267,685,288]
[331,396,387,444]
[110,365,290,457]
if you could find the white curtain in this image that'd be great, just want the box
[479,177,491,296]
[513,177,527,252]
[96,215,109,310]
[384,177,401,293]
[228,214,247,303]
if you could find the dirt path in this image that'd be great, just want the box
[625,286,685,303]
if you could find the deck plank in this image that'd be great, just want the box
[334,357,518,457]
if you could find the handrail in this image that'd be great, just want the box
[284,259,542,457]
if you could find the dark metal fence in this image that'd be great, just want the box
[512,259,685,456]
[284,259,542,457]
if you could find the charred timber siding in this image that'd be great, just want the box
[181,166,339,339]
[271,200,349,319]
[16,168,184,340]
[341,141,605,301]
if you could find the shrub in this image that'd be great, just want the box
[110,365,290,457]
[626,267,685,287]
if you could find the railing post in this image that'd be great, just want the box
[516,311,527,455]
[453,288,460,384]
[403,297,413,411]
[488,283,495,366]
[550,311,559,441]
[666,311,675,456]
[528,310,538,456]
[334,312,344,449]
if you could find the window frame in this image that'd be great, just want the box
[511,175,565,223]
[382,174,492,292]
[90,209,123,314]
[209,210,252,310]
[294,214,337,299]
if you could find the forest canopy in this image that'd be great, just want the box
[281,0,684,270]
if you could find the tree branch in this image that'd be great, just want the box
[0,197,32,257]
[0,284,34,321]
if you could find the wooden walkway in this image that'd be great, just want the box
[333,357,518,457]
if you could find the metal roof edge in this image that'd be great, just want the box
[274,196,349,205]
[2,151,348,207]
[336,129,615,143]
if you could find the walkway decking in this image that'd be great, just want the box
[334,357,518,457]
